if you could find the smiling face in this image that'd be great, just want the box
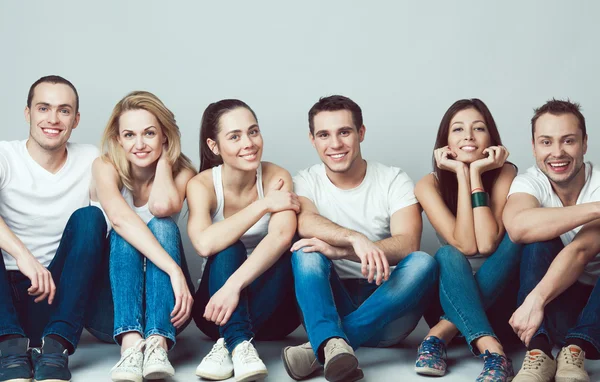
[25,82,80,152]
[447,108,492,163]
[533,112,587,186]
[117,109,165,168]
[210,107,263,171]
[310,110,365,174]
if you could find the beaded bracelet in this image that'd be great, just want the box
[471,191,489,208]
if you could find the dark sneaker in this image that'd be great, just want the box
[31,338,70,382]
[415,336,447,376]
[0,337,32,382]
[477,350,515,382]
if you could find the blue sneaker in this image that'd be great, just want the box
[31,338,70,382]
[476,350,515,382]
[0,337,32,382]
[415,336,447,376]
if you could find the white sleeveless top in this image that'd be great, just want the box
[211,164,270,256]
[92,187,180,231]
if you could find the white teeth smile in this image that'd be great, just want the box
[241,153,257,160]
[461,146,477,152]
[549,162,568,168]
[43,128,60,134]
[134,152,149,157]
[330,153,346,159]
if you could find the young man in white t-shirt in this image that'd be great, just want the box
[281,95,438,381]
[0,76,111,382]
[503,99,600,382]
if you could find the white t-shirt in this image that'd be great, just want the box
[508,162,600,285]
[0,140,98,270]
[293,161,418,279]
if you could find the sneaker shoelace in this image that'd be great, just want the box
[419,337,446,359]
[522,351,546,370]
[145,338,168,364]
[0,353,29,368]
[204,341,228,364]
[35,351,67,368]
[563,348,584,369]
[236,340,260,364]
[113,340,145,370]
[481,350,509,374]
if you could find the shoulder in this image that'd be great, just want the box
[262,161,291,180]
[370,161,412,182]
[67,142,100,158]
[189,168,215,190]
[415,173,437,195]
[293,163,323,183]
[92,157,119,179]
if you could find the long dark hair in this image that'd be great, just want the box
[199,99,258,172]
[433,99,503,215]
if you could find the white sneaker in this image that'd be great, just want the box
[110,339,145,382]
[231,340,268,382]
[195,338,234,380]
[142,336,175,380]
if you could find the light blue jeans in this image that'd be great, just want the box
[109,217,193,350]
[435,233,522,354]
[291,250,438,363]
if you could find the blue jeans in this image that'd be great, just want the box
[193,241,300,353]
[110,217,193,350]
[0,206,114,353]
[519,238,600,359]
[292,249,438,363]
[433,233,522,354]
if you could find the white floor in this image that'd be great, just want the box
[69,320,600,382]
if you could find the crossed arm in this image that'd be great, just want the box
[504,192,600,345]
[92,157,195,327]
[291,196,422,284]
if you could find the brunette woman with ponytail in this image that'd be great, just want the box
[187,100,300,382]
[413,99,522,382]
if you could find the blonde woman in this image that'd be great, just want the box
[91,91,196,382]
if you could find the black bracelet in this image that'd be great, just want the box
[471,192,489,208]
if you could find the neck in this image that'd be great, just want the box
[130,162,157,188]
[325,157,367,190]
[26,138,68,174]
[551,163,587,206]
[221,163,258,193]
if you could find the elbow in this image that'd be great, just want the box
[148,201,177,218]
[457,244,478,257]
[271,229,295,250]
[109,214,128,231]
[478,242,496,257]
[505,225,526,244]
[193,240,213,258]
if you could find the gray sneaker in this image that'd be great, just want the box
[513,349,556,382]
[282,342,321,380]
[555,346,590,382]
[323,338,361,382]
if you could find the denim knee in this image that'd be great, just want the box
[210,241,247,267]
[434,245,469,269]
[521,241,558,267]
[291,249,331,275]
[66,206,107,233]
[401,251,438,285]
[147,217,180,241]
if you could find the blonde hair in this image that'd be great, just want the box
[100,91,196,190]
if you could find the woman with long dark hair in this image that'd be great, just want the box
[413,99,521,381]
[187,99,300,382]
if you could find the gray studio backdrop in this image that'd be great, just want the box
[1,1,599,285]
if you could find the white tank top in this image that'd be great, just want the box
[92,187,180,231]
[211,164,270,255]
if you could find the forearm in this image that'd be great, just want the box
[224,233,290,290]
[111,211,180,275]
[191,200,268,257]
[529,245,589,306]
[148,160,181,216]
[469,167,501,254]
[452,168,477,255]
[507,203,600,243]
[297,211,360,247]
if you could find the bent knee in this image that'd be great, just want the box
[291,249,330,274]
[434,245,469,265]
[68,206,106,231]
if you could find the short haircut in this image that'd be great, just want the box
[27,75,79,113]
[308,95,363,134]
[531,99,586,139]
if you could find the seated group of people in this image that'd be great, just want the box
[0,75,598,382]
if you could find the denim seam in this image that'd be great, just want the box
[113,326,144,343]
[0,328,26,337]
